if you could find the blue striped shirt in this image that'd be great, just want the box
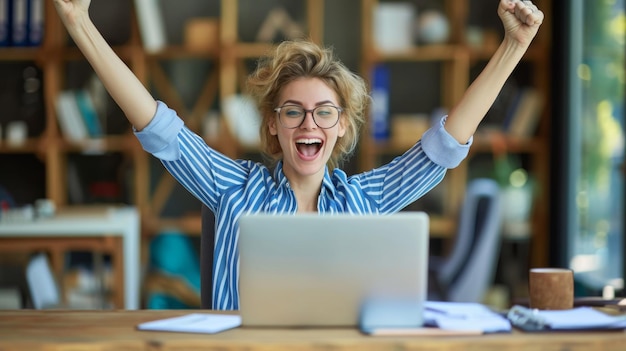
[136,101,471,310]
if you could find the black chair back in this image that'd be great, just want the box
[200,204,215,309]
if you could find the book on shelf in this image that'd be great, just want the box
[55,89,105,141]
[0,0,9,46]
[133,0,166,53]
[27,0,44,46]
[502,87,544,138]
[74,89,104,138]
[54,90,89,142]
[66,159,85,204]
[11,0,28,46]
[370,64,390,142]
[2,0,43,47]
[85,73,109,132]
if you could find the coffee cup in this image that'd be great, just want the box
[528,267,574,310]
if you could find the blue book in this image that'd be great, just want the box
[75,89,103,138]
[27,0,44,46]
[0,0,11,46]
[370,64,390,142]
[11,0,28,46]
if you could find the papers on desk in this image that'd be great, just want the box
[362,301,511,335]
[423,302,626,333]
[137,313,241,334]
[424,301,512,333]
[507,305,626,332]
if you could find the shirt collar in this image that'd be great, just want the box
[321,167,336,198]
[272,161,336,197]
[273,161,289,188]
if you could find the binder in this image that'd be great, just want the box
[28,0,44,46]
[370,64,390,142]
[11,0,28,46]
[507,305,626,332]
[0,0,9,46]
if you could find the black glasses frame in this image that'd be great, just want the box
[273,104,343,129]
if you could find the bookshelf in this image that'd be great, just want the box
[0,0,553,275]
[0,0,327,233]
[358,0,552,267]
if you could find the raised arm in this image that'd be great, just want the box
[53,0,157,131]
[444,0,544,143]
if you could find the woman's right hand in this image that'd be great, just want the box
[52,0,91,29]
[50,0,158,130]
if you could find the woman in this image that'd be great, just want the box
[52,0,543,309]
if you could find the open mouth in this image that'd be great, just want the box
[296,138,323,158]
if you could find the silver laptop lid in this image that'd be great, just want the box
[238,212,429,327]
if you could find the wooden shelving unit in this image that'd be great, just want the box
[0,0,325,233]
[138,0,326,235]
[0,0,553,270]
[358,0,552,267]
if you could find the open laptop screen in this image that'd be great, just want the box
[238,212,429,327]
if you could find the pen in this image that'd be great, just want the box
[574,297,626,311]
[424,306,469,319]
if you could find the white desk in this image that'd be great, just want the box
[0,206,140,309]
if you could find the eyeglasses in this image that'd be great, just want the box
[274,104,343,129]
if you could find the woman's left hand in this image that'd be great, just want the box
[498,0,544,47]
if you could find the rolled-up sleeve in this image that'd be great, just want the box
[134,101,185,161]
[421,116,472,169]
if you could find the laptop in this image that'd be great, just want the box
[237,212,429,328]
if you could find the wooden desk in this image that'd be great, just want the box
[0,206,140,309]
[0,310,625,351]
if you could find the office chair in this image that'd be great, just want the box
[200,204,215,309]
[428,178,503,303]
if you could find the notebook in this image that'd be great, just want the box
[237,212,430,328]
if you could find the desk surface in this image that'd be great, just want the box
[1,310,625,351]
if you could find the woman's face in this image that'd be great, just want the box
[269,77,345,182]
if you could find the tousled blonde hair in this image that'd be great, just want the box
[246,39,369,170]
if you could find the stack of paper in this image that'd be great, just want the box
[362,301,511,335]
[424,301,511,333]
